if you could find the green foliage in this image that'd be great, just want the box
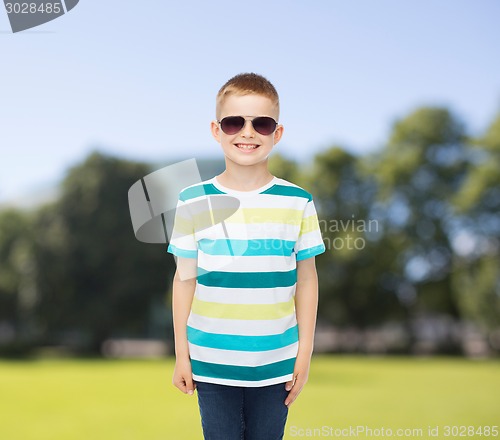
[376,107,467,198]
[1,105,500,355]
[453,114,500,212]
[268,152,301,185]
[450,112,500,330]
[31,151,175,352]
[365,107,471,326]
[452,256,500,330]
[305,146,403,327]
[0,209,37,337]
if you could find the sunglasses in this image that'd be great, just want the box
[217,116,278,136]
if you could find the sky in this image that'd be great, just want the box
[1,0,499,204]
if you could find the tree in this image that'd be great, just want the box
[451,112,500,341]
[268,152,301,185]
[0,208,37,351]
[306,146,403,329]
[368,107,469,351]
[33,150,175,354]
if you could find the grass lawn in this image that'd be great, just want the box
[1,355,499,439]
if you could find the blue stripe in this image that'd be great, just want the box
[197,268,297,288]
[296,244,326,261]
[188,325,298,351]
[179,184,225,202]
[191,357,296,381]
[198,239,296,256]
[260,184,312,201]
[167,244,197,259]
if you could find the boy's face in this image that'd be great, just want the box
[211,94,283,168]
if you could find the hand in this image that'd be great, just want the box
[172,357,196,395]
[284,351,311,407]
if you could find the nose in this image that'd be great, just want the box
[241,120,255,138]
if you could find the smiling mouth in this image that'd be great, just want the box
[235,143,260,150]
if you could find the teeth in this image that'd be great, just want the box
[236,144,258,150]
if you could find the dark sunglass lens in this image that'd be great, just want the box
[221,116,245,135]
[253,117,277,135]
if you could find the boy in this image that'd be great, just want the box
[167,72,325,439]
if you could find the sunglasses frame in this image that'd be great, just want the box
[217,115,279,136]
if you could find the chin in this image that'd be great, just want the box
[226,155,266,167]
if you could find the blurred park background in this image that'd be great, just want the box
[2,109,500,358]
[1,110,500,439]
[1,1,500,439]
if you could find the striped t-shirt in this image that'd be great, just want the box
[167,175,325,387]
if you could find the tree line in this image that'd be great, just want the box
[0,104,499,356]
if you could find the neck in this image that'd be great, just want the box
[217,159,274,191]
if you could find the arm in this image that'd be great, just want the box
[172,257,197,395]
[284,256,318,407]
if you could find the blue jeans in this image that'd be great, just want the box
[194,380,289,440]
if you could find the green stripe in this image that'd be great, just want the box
[188,325,298,351]
[198,239,296,256]
[179,184,225,202]
[191,357,296,381]
[197,269,297,288]
[260,184,312,201]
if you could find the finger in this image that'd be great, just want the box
[286,373,298,390]
[285,387,300,407]
[173,377,188,394]
[185,377,195,395]
[285,380,304,407]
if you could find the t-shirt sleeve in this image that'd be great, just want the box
[166,197,198,259]
[294,197,326,261]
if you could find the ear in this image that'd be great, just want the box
[211,120,221,144]
[273,124,284,145]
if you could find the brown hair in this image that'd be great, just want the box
[216,72,280,119]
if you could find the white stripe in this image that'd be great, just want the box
[189,342,299,367]
[296,229,325,250]
[195,284,295,304]
[187,312,297,336]
[303,200,318,217]
[193,373,294,387]
[170,234,197,251]
[274,178,301,188]
[197,254,296,273]
[233,196,307,210]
